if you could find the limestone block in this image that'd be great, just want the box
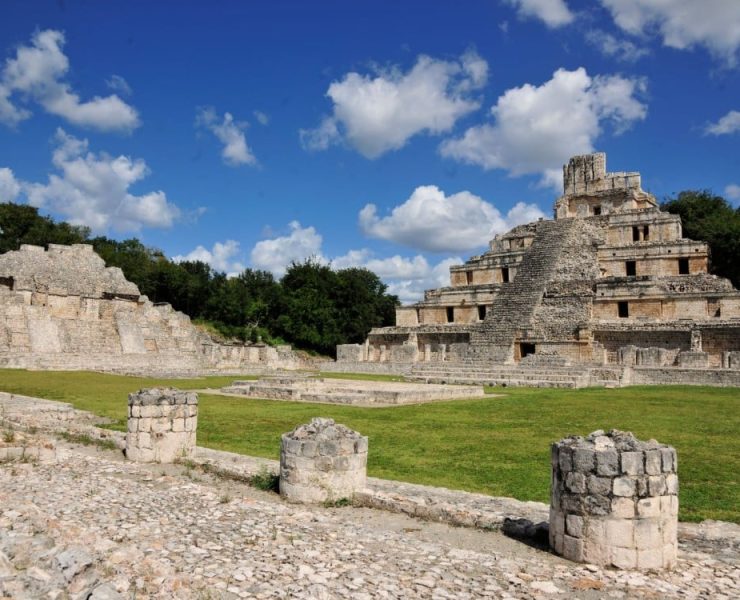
[27,318,62,353]
[677,351,709,368]
[549,429,678,570]
[279,417,368,504]
[723,351,740,369]
[126,388,198,463]
[336,344,364,363]
[389,343,418,363]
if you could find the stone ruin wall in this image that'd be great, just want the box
[0,244,303,374]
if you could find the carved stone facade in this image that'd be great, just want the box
[338,153,740,383]
[0,243,302,373]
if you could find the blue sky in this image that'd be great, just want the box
[0,0,738,302]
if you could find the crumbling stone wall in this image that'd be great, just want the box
[0,244,303,373]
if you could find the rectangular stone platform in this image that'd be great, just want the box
[220,376,489,405]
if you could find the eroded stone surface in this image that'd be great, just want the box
[126,388,198,463]
[280,418,368,503]
[0,429,738,599]
[550,430,679,570]
[2,392,739,598]
[0,244,304,374]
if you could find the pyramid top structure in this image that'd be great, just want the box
[554,152,658,219]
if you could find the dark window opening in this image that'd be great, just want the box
[678,258,689,275]
[466,270,473,285]
[632,226,640,241]
[477,305,486,321]
[618,301,629,318]
[520,343,536,359]
[502,267,510,283]
[446,307,454,323]
[708,299,720,318]
[415,308,421,323]
[643,225,650,241]
[593,205,601,216]
[625,260,636,276]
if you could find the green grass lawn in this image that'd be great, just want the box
[1,368,737,523]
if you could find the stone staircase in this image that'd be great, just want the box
[468,219,579,363]
[408,361,592,388]
[408,360,626,389]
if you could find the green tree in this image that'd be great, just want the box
[275,259,341,354]
[89,236,160,297]
[661,190,740,287]
[1,204,401,353]
[0,203,89,253]
[334,267,398,343]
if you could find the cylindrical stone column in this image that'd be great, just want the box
[280,417,368,503]
[549,429,678,570]
[126,388,198,463]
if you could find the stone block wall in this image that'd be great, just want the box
[336,344,365,362]
[677,351,709,368]
[126,388,197,463]
[280,418,368,503]
[636,347,672,367]
[550,430,678,570]
[723,351,740,369]
[389,343,418,363]
[0,244,304,374]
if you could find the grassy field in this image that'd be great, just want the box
[0,368,737,523]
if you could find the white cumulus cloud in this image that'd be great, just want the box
[250,222,466,302]
[250,221,324,276]
[300,51,488,158]
[705,110,740,135]
[196,107,257,167]
[0,29,139,131]
[505,0,575,28]
[439,67,647,188]
[600,0,740,65]
[359,185,545,253]
[332,250,462,303]
[725,184,740,202]
[173,240,245,276]
[0,167,21,202]
[18,128,179,232]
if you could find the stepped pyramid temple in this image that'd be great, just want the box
[336,153,740,387]
[0,243,300,373]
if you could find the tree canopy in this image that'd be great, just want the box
[661,190,740,288]
[0,203,399,355]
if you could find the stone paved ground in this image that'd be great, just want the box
[1,395,738,599]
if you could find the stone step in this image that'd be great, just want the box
[407,375,580,389]
[411,364,589,377]
[410,373,583,384]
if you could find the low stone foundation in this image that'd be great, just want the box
[279,418,368,503]
[549,430,678,570]
[126,388,198,463]
[222,376,487,405]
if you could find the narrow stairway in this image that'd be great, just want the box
[468,218,579,363]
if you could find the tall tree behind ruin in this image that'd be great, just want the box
[661,191,740,288]
[0,203,399,353]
